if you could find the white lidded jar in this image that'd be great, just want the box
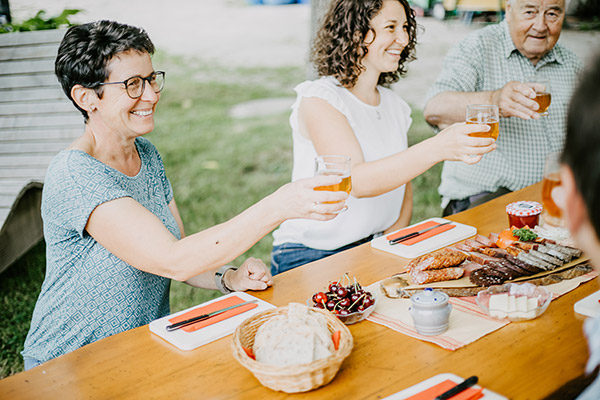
[409,288,452,336]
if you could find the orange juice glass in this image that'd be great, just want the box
[541,152,564,226]
[314,155,352,206]
[466,104,499,140]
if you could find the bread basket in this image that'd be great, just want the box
[231,305,353,393]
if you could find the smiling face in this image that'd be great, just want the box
[361,0,409,75]
[505,0,565,65]
[93,50,160,139]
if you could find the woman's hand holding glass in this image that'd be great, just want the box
[313,155,351,213]
[273,175,349,221]
[434,122,497,164]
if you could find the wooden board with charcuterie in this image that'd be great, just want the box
[380,227,591,298]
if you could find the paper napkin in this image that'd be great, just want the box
[404,379,484,400]
[386,221,456,246]
[168,295,258,332]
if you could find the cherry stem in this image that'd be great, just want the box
[349,293,367,310]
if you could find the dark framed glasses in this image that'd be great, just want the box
[98,71,165,99]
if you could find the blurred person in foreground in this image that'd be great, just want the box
[21,20,348,369]
[270,0,497,275]
[424,0,583,216]
[560,53,600,400]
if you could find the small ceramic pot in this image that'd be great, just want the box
[409,288,452,336]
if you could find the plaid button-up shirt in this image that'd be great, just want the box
[425,20,583,204]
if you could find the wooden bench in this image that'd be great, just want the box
[0,29,83,274]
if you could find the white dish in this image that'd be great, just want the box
[574,290,600,317]
[381,373,507,400]
[149,292,275,351]
[476,283,552,322]
[370,217,477,259]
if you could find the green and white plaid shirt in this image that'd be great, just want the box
[425,20,583,204]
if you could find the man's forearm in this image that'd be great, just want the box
[424,91,496,129]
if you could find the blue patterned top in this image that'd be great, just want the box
[22,137,180,363]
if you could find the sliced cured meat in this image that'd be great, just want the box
[455,242,476,252]
[410,267,464,285]
[461,261,484,276]
[468,252,503,266]
[464,238,486,249]
[486,260,523,279]
[497,259,530,276]
[475,234,497,247]
[518,252,554,270]
[504,253,544,274]
[513,241,539,251]
[505,246,522,257]
[545,243,583,259]
[477,247,509,259]
[488,232,499,244]
[408,248,467,272]
[469,268,509,286]
[537,245,572,262]
[529,249,563,267]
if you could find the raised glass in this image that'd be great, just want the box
[466,104,499,140]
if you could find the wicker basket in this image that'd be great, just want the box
[231,305,353,393]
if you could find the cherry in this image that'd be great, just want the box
[339,309,350,316]
[314,302,325,309]
[326,300,336,311]
[336,287,348,298]
[329,283,339,292]
[339,298,351,308]
[350,293,361,303]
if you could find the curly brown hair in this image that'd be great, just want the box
[310,0,417,89]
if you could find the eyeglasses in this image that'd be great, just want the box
[98,71,165,99]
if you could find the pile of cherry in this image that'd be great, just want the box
[311,275,375,316]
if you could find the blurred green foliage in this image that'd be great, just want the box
[0,9,80,34]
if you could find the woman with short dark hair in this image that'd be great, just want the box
[22,20,348,369]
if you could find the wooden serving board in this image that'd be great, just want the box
[395,255,590,290]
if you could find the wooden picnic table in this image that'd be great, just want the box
[0,181,596,399]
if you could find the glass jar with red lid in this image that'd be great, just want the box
[506,201,543,229]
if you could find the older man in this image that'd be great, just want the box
[560,53,600,399]
[424,0,583,216]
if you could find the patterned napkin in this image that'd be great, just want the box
[386,221,456,246]
[366,271,598,350]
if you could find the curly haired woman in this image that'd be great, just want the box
[270,0,497,274]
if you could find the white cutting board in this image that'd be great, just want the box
[149,292,275,351]
[574,290,600,317]
[371,217,477,259]
[381,373,507,400]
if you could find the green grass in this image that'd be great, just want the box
[0,54,442,379]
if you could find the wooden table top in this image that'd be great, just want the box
[1,181,596,399]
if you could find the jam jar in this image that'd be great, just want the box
[506,201,543,229]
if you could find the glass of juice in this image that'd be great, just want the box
[314,155,351,210]
[529,78,551,117]
[466,104,499,140]
[541,152,564,227]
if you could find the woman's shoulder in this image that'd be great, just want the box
[295,76,346,97]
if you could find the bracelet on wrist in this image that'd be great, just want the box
[214,265,237,294]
